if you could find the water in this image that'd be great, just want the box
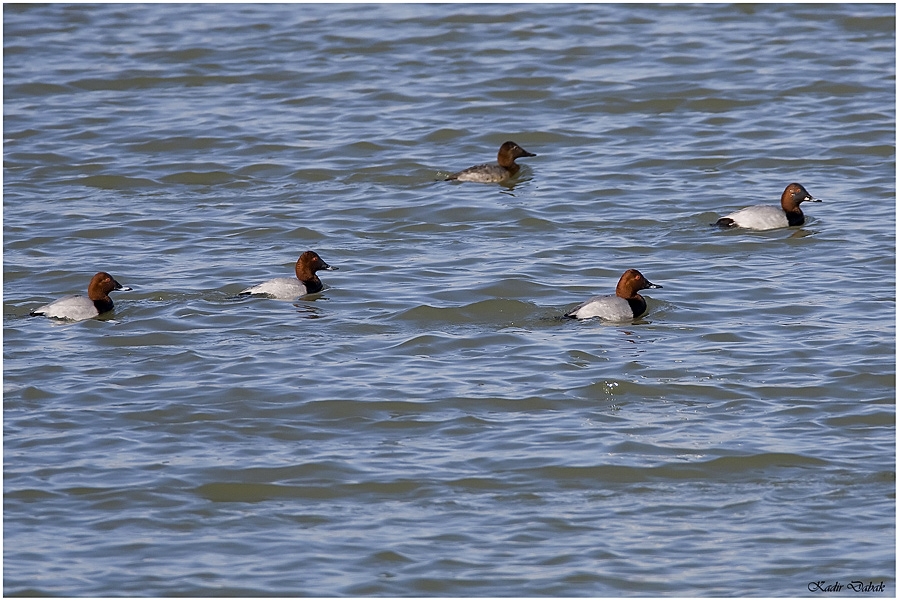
[3,3,895,596]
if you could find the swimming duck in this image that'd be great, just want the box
[566,269,662,321]
[240,250,337,299]
[446,141,536,183]
[715,183,820,230]
[31,271,131,321]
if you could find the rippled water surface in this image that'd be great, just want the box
[4,4,895,596]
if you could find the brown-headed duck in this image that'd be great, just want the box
[31,271,131,321]
[566,269,662,321]
[716,183,820,230]
[240,250,337,299]
[445,141,536,183]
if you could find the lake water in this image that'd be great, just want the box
[3,3,895,596]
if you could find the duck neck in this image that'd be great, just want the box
[785,209,805,226]
[625,295,647,318]
[92,297,114,314]
[300,275,323,293]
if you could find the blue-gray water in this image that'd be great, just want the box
[3,3,895,596]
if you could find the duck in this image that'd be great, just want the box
[239,250,337,299]
[715,183,820,230]
[445,141,536,183]
[30,271,131,321]
[566,269,662,321]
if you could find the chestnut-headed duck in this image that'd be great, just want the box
[566,269,662,321]
[716,183,820,230]
[445,141,536,183]
[31,271,131,321]
[240,250,337,299]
